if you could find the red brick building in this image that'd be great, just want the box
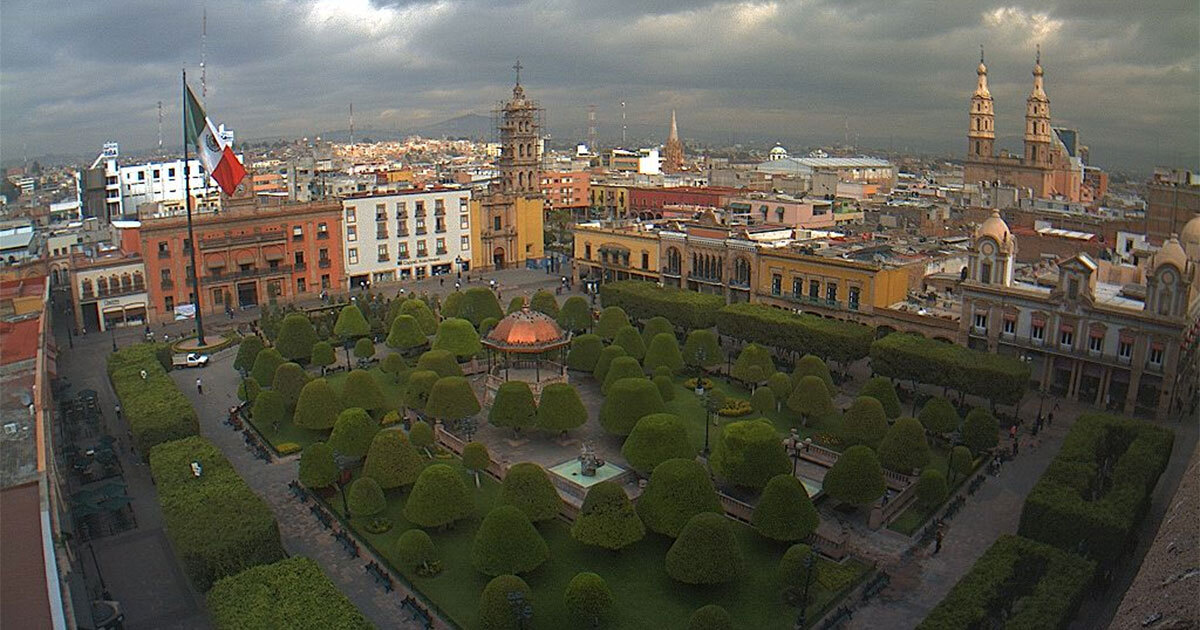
[137,197,344,323]
[540,170,590,214]
[627,186,742,219]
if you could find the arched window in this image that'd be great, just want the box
[121,273,132,291]
[82,278,93,298]
[97,277,108,295]
[133,271,144,290]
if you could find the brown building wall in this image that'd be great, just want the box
[540,171,590,213]
[1146,182,1200,242]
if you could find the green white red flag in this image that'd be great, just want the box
[184,83,245,195]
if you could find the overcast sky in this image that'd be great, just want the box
[1,0,1196,173]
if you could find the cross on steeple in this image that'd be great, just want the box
[1036,43,1041,65]
[980,44,985,64]
[513,59,523,86]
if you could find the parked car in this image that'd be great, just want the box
[171,353,209,368]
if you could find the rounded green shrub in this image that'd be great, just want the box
[711,418,790,490]
[489,381,537,434]
[403,370,439,412]
[877,417,931,473]
[751,386,776,415]
[917,468,949,508]
[353,337,375,360]
[234,336,265,373]
[653,374,676,402]
[310,341,336,370]
[293,378,342,430]
[682,330,721,370]
[641,317,674,346]
[962,407,999,454]
[333,304,370,340]
[859,376,902,419]
[250,347,285,387]
[566,334,604,371]
[329,407,379,459]
[557,296,592,333]
[791,354,835,394]
[600,378,665,436]
[432,317,481,359]
[841,396,889,449]
[636,458,722,538]
[403,463,471,528]
[416,349,462,378]
[362,430,421,489]
[570,481,644,551]
[386,314,427,352]
[595,306,630,340]
[237,376,261,403]
[665,512,742,584]
[564,572,614,626]
[425,376,481,423]
[530,289,559,318]
[788,374,834,424]
[601,356,643,394]
[823,445,886,506]
[275,313,319,362]
[472,505,549,576]
[613,325,646,360]
[399,299,438,336]
[393,529,439,575]
[346,477,385,518]
[251,390,286,429]
[499,462,561,522]
[644,333,684,375]
[688,605,733,630]
[409,420,435,454]
[919,396,960,434]
[342,369,385,412]
[478,574,532,630]
[731,343,775,384]
[536,383,588,434]
[592,345,627,383]
[753,474,819,542]
[298,442,337,488]
[622,413,696,475]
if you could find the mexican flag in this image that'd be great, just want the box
[184,83,246,196]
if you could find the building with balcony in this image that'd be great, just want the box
[341,188,472,289]
[959,211,1200,419]
[136,196,344,323]
[540,171,590,215]
[69,254,148,332]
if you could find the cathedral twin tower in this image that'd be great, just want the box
[968,46,1051,165]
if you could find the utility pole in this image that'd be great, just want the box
[157,101,164,155]
[587,104,596,153]
[349,102,354,146]
[200,8,207,106]
[621,101,627,146]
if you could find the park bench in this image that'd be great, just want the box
[310,505,332,529]
[400,596,434,630]
[365,562,393,592]
[819,606,853,629]
[861,572,891,602]
[967,474,986,495]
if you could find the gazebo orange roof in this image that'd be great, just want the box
[483,306,569,353]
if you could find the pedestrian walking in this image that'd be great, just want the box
[439,278,444,287]
[196,377,203,395]
[139,369,147,380]
[1009,424,1017,440]
[114,403,121,419]
[1047,410,1054,426]
[1011,437,1019,457]
[934,528,945,555]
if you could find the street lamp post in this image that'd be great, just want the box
[795,552,816,629]
[695,384,713,457]
[109,324,118,352]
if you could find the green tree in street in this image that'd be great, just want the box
[472,505,549,576]
[250,347,285,387]
[841,396,889,449]
[271,362,310,409]
[557,296,592,333]
[275,313,319,362]
[859,376,902,419]
[752,474,819,542]
[293,378,342,430]
[329,407,378,459]
[234,336,265,373]
[877,417,932,473]
[298,442,337,488]
[570,481,644,551]
[823,445,886,506]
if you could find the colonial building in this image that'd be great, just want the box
[470,68,545,270]
[341,188,472,289]
[137,196,344,323]
[69,253,149,332]
[963,49,1084,202]
[959,211,1200,419]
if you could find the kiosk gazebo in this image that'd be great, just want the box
[482,305,571,403]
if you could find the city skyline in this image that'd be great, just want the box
[1,0,1197,172]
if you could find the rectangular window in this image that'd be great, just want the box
[1088,334,1103,353]
[434,199,445,214]
[317,222,329,239]
[297,278,307,293]
[459,197,468,211]
[771,274,782,295]
[321,274,330,289]
[378,244,389,261]
[398,220,409,236]
[826,283,837,303]
[494,216,502,231]
[461,216,470,230]
[375,203,386,221]
[1118,340,1133,359]
[848,287,861,310]
[398,242,409,259]
[1148,346,1164,366]
[1060,329,1073,348]
[461,236,470,250]
[1003,318,1015,335]
[809,280,820,299]
[642,252,650,269]
[416,217,426,235]
[417,241,427,257]
[168,167,176,177]
[292,225,304,240]
[294,252,305,266]
[435,217,446,233]
[345,207,356,223]
[396,201,406,217]
[164,296,174,311]
[792,279,802,299]
[1031,324,1045,342]
[1068,278,1079,299]
[415,201,425,216]
[160,268,171,281]
[377,221,388,239]
[212,288,223,305]
[974,313,988,331]
[979,262,992,284]
[436,238,447,255]
[585,244,592,259]
[347,225,357,242]
[348,248,358,265]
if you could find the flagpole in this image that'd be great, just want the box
[183,68,207,346]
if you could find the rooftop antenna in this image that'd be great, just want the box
[157,101,164,155]
[621,101,627,145]
[844,116,849,147]
[200,7,207,106]
[587,104,596,152]
[349,102,354,146]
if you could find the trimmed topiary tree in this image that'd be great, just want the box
[310,341,336,373]
[353,337,375,362]
[916,468,949,508]
[571,481,645,551]
[641,316,674,346]
[425,376,481,429]
[250,347,285,388]
[841,396,890,449]
[949,445,974,480]
[478,574,533,630]
[788,375,833,425]
[506,296,525,314]
[750,386,776,415]
[432,317,481,360]
[234,336,265,373]
[682,330,721,372]
[530,289,559,318]
[557,296,592,333]
[400,299,438,336]
[298,442,337,488]
[644,333,684,375]
[342,369,385,412]
[592,345,627,383]
[613,325,646,360]
[877,417,932,473]
[731,343,775,385]
[237,376,261,403]
[711,418,791,490]
[346,476,385,517]
[472,505,550,576]
[564,572,614,627]
[823,445,886,506]
[386,314,428,352]
[362,430,421,489]
[595,306,630,340]
[636,458,722,538]
[479,317,499,337]
[753,474,819,542]
[600,378,665,436]
[499,462,561,522]
[455,288,504,328]
[333,304,370,340]
[462,441,491,487]
[329,407,379,459]
[251,390,286,430]
[293,378,342,430]
[416,349,462,378]
[767,371,792,406]
[402,370,439,414]
[403,463,471,528]
[622,413,696,475]
[919,396,960,435]
[791,354,835,394]
[665,512,742,584]
[393,529,438,576]
[489,381,537,436]
[653,375,676,402]
[962,407,999,454]
[859,376,902,419]
[778,544,815,605]
[536,383,588,434]
[409,420,435,457]
[275,314,319,363]
[688,605,734,630]
[566,334,604,371]
[601,356,643,394]
[271,362,310,409]
[380,352,407,383]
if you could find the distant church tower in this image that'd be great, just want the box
[471,61,546,270]
[663,110,685,173]
[1024,46,1051,166]
[968,47,994,160]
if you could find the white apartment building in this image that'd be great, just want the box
[341,188,473,289]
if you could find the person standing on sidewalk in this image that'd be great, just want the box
[196,377,203,395]
[934,526,945,555]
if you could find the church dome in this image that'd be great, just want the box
[1180,215,1200,251]
[977,210,1012,245]
[1154,237,1187,271]
[484,305,568,352]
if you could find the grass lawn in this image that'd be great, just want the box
[247,366,407,452]
[886,456,983,536]
[332,456,870,629]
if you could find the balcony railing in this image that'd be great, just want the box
[435,248,447,255]
[199,232,286,250]
[295,262,307,271]
[317,232,330,240]
[160,279,174,290]
[319,259,331,269]
[415,228,427,235]
[202,264,293,285]
[782,294,844,310]
[157,250,171,259]
[377,256,390,262]
[292,233,304,241]
[662,266,682,277]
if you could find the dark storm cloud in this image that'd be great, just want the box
[1,0,1195,172]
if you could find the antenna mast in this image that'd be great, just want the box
[157,101,164,155]
[349,103,354,146]
[621,101,626,145]
[587,104,596,152]
[200,8,208,105]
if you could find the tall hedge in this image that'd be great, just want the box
[595,306,631,340]
[571,481,645,551]
[644,332,685,375]
[870,333,1030,406]
[472,505,549,576]
[107,344,199,457]
[858,376,902,419]
[918,535,1095,630]
[386,314,428,352]
[498,462,561,523]
[717,302,873,365]
[1017,414,1173,567]
[293,378,342,430]
[600,378,665,436]
[840,396,889,449]
[730,343,775,384]
[566,334,605,371]
[823,445,886,506]
[557,296,592,333]
[601,356,644,394]
[711,419,791,490]
[622,413,696,475]
[682,329,722,370]
[207,557,370,630]
[636,458,722,538]
[599,280,723,331]
[149,436,284,590]
[665,512,742,584]
[399,298,438,336]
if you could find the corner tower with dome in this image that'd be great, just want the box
[959,211,1200,420]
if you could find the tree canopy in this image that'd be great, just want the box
[310,341,336,369]
[682,330,721,370]
[275,313,319,362]
[298,442,337,488]
[399,299,438,336]
[403,370,440,412]
[347,476,386,517]
[665,512,743,584]
[564,572,614,627]
[877,417,932,473]
[498,462,561,522]
[472,505,549,576]
[234,336,266,373]
[859,376,902,418]
[622,413,696,475]
[329,407,379,459]
[823,445,886,506]
[251,390,286,429]
[489,381,538,434]
[752,474,819,542]
[425,376,481,422]
[529,289,559,318]
[717,302,873,365]
[250,347,286,387]
[791,354,835,393]
[566,334,604,371]
[557,296,592,333]
[644,333,684,375]
[841,396,889,449]
[362,430,422,489]
[432,317,481,359]
[536,383,588,433]
[293,378,342,430]
[600,378,665,436]
[636,458,722,538]
[592,345,627,383]
[386,314,428,352]
[342,369,385,412]
[416,349,463,378]
[788,375,834,424]
[688,605,734,630]
[613,325,646,361]
[353,337,375,360]
[601,356,643,394]
[478,575,533,630]
[962,407,999,454]
[570,481,645,551]
[599,280,723,331]
[641,317,674,346]
[333,304,371,340]
[731,343,775,384]
[403,463,472,528]
[595,306,630,340]
[918,396,960,434]
[711,419,791,490]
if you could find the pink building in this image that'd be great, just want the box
[727,193,837,229]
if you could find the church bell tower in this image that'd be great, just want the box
[968,46,995,160]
